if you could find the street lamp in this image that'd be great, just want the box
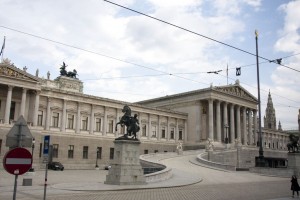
[224,124,229,144]
[255,30,265,167]
[30,137,35,172]
[95,147,99,168]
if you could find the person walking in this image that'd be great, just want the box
[291,175,300,198]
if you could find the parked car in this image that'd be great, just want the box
[48,162,64,171]
[104,165,111,170]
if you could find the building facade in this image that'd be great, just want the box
[0,60,187,169]
[0,59,291,169]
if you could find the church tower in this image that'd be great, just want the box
[264,91,277,130]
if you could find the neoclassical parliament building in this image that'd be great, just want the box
[0,59,294,169]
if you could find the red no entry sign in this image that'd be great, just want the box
[3,147,32,175]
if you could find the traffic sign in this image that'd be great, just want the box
[6,115,33,148]
[3,147,32,175]
[43,135,50,163]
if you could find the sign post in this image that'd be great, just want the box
[43,135,50,200]
[3,147,32,200]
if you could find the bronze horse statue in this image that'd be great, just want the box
[287,134,299,153]
[115,105,140,140]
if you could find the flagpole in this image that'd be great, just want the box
[226,63,228,85]
[1,36,5,62]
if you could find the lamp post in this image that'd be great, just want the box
[95,147,99,168]
[30,138,35,172]
[255,30,265,167]
[224,124,229,144]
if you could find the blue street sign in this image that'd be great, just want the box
[43,135,50,155]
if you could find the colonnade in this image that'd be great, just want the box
[206,99,258,145]
[2,85,186,142]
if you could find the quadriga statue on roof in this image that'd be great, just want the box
[115,105,140,140]
[59,62,78,79]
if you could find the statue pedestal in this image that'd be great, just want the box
[288,153,300,176]
[104,139,146,185]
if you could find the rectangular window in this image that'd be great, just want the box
[95,118,101,132]
[179,130,183,140]
[67,114,74,129]
[109,148,114,160]
[154,150,158,153]
[52,112,59,127]
[82,116,88,130]
[68,145,74,158]
[37,110,43,126]
[170,128,175,139]
[161,128,166,138]
[142,124,147,136]
[108,120,114,133]
[10,101,16,121]
[83,146,88,159]
[144,149,148,154]
[52,144,59,158]
[39,143,42,158]
[97,147,102,159]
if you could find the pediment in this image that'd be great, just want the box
[214,85,257,102]
[0,61,40,83]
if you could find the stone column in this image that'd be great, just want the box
[175,119,179,142]
[184,120,188,142]
[76,102,81,133]
[208,99,214,140]
[20,88,27,117]
[60,99,67,132]
[90,104,95,134]
[248,110,253,145]
[216,101,221,142]
[166,117,170,141]
[157,116,161,140]
[45,97,51,130]
[137,112,141,139]
[242,107,247,145]
[148,113,151,140]
[253,110,258,146]
[4,86,13,124]
[198,101,202,141]
[223,102,228,142]
[33,91,40,126]
[230,104,235,143]
[103,106,107,136]
[236,105,241,143]
[116,109,120,138]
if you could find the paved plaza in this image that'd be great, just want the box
[0,151,295,200]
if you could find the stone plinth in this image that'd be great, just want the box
[288,153,300,176]
[104,139,146,185]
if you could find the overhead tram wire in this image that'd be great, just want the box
[0,25,210,86]
[103,0,300,73]
[1,25,299,104]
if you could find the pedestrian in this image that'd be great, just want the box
[291,175,300,198]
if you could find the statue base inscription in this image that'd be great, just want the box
[104,139,146,185]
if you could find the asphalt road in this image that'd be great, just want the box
[0,152,292,200]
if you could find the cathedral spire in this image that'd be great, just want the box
[264,91,277,130]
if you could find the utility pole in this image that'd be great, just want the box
[255,30,265,167]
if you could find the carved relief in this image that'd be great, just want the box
[215,86,255,101]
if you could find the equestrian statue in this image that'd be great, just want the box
[287,134,299,153]
[115,105,140,140]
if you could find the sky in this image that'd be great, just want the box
[0,0,299,130]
